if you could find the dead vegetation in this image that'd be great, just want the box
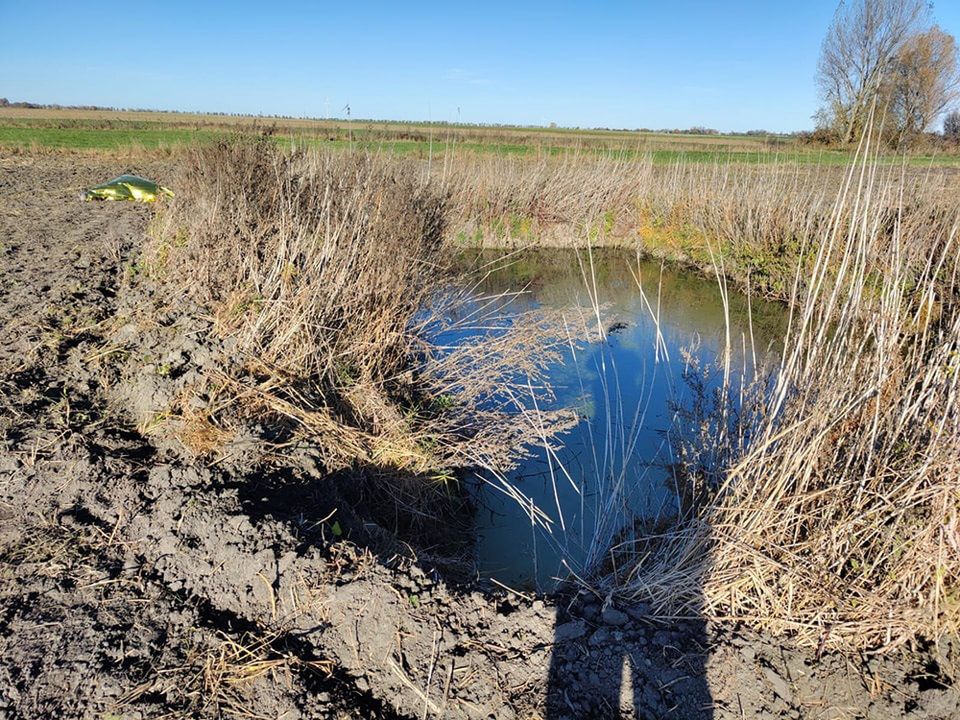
[607,129,960,651]
[145,137,574,491]
[440,150,649,245]
[439,149,960,299]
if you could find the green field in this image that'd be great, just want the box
[2,107,959,166]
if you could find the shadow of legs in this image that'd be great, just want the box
[546,593,713,719]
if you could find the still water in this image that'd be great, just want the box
[445,248,786,591]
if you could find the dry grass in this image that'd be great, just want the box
[440,151,960,301]
[116,627,335,720]
[636,160,959,299]
[149,135,443,471]
[190,630,333,719]
[440,150,649,246]
[604,128,960,651]
[146,136,573,489]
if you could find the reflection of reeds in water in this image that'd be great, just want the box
[511,119,960,651]
[467,245,691,589]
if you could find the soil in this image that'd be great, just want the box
[1,153,957,719]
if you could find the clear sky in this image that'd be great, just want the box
[2,1,959,133]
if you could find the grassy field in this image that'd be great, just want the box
[4,106,960,165]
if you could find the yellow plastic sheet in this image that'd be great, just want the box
[84,175,174,203]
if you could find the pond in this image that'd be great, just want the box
[443,248,787,591]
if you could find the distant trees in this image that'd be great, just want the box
[945,110,960,142]
[644,127,720,135]
[816,0,960,146]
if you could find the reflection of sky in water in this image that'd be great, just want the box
[441,248,786,591]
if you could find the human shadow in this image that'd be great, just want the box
[545,586,713,719]
[468,462,714,717]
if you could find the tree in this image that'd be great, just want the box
[888,26,960,144]
[816,0,928,144]
[945,110,960,142]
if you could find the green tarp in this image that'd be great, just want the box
[84,175,173,203]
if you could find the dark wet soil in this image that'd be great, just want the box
[1,153,957,719]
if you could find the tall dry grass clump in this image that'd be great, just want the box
[439,150,960,304]
[147,137,573,483]
[156,136,446,382]
[614,136,960,651]
[440,150,651,246]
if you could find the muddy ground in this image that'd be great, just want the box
[1,153,957,719]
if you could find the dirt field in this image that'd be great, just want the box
[1,153,957,719]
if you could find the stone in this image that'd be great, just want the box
[763,666,793,703]
[554,620,587,643]
[601,605,629,626]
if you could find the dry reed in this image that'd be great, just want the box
[438,150,960,301]
[147,135,958,650]
[605,128,960,651]
[147,136,573,487]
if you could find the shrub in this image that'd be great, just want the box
[148,137,574,481]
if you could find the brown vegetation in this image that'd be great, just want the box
[609,131,960,650]
[147,137,573,486]
[440,149,959,298]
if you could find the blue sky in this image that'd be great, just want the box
[2,1,959,132]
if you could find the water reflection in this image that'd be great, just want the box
[445,248,786,590]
